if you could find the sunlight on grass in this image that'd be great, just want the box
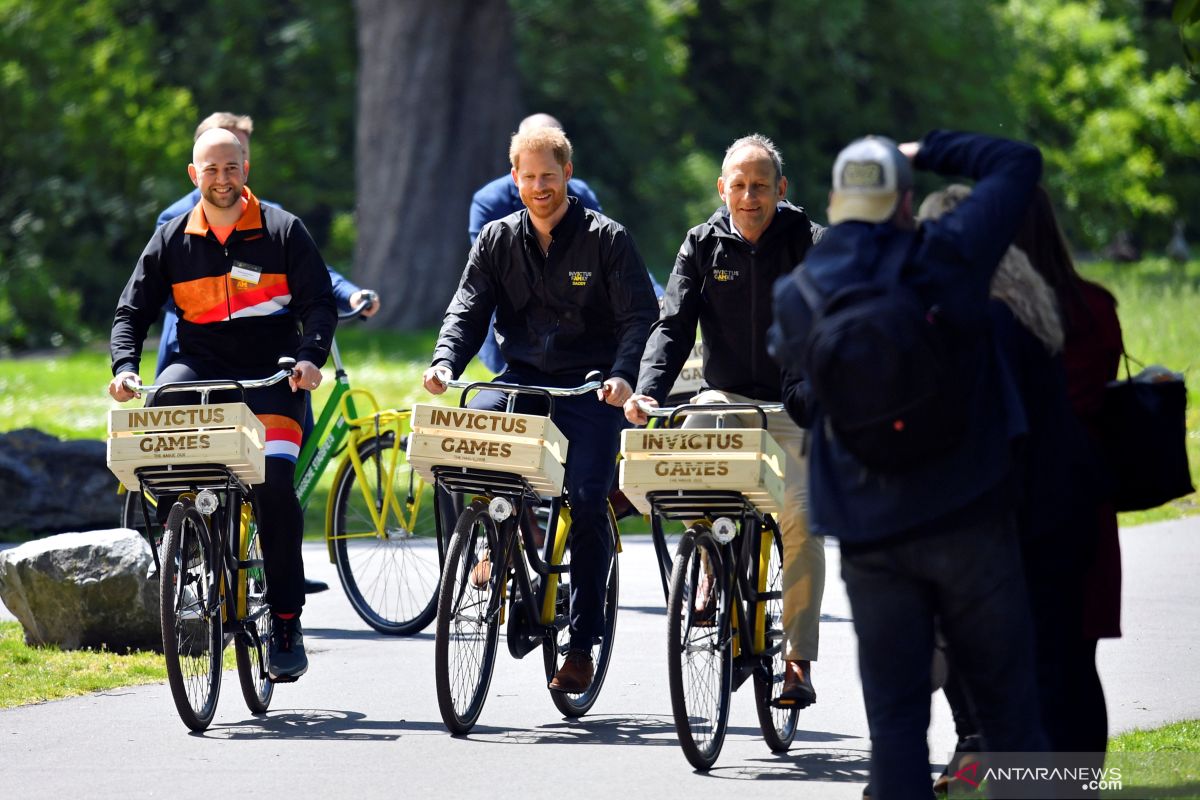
[0,621,164,708]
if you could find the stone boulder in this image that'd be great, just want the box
[0,529,160,650]
[0,428,119,536]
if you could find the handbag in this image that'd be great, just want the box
[1099,353,1194,512]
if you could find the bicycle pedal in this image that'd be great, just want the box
[268,673,300,684]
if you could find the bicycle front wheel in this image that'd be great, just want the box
[752,520,798,752]
[331,433,444,635]
[544,511,619,718]
[434,501,501,734]
[234,505,274,715]
[160,501,223,732]
[666,527,732,771]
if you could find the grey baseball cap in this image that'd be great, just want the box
[827,135,913,224]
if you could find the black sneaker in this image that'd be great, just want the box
[303,578,329,594]
[267,615,308,682]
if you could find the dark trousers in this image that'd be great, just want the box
[154,360,306,616]
[468,372,622,650]
[840,512,1046,799]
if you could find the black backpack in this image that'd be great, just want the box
[791,236,967,472]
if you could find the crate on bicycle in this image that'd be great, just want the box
[406,404,569,497]
[619,427,786,514]
[107,402,267,489]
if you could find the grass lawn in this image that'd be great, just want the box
[1107,720,1200,795]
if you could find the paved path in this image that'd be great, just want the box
[1,520,1197,799]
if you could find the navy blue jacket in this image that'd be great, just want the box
[770,130,1043,544]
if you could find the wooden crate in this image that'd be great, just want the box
[406,404,569,498]
[619,427,786,514]
[107,403,266,489]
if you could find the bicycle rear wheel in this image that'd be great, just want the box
[234,505,274,714]
[160,501,223,732]
[752,520,799,751]
[331,433,445,635]
[543,512,619,717]
[666,527,732,771]
[434,501,501,734]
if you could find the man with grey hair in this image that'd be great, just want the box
[625,133,825,709]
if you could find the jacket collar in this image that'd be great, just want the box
[184,186,265,238]
[708,201,807,247]
[521,196,584,249]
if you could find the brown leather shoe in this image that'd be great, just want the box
[548,649,594,694]
[469,550,491,590]
[776,660,817,708]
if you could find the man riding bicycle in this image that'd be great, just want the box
[423,125,657,693]
[108,128,337,683]
[624,134,825,707]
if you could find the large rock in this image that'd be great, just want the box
[0,529,159,650]
[0,428,119,536]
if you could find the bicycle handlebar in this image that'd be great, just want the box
[432,367,605,398]
[121,357,299,399]
[337,290,378,321]
[636,400,785,429]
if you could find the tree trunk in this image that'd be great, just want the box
[354,0,521,329]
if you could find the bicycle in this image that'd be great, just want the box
[107,360,299,731]
[622,400,798,770]
[410,371,620,734]
[121,293,449,636]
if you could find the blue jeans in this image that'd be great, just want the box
[840,512,1046,799]
[468,372,622,650]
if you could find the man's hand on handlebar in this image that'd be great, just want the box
[289,360,323,393]
[423,365,453,395]
[109,370,142,402]
[623,393,658,425]
[598,376,632,407]
[349,289,381,318]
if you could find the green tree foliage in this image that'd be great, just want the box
[0,0,356,352]
[510,0,702,272]
[1000,0,1200,249]
[0,0,1196,346]
[0,0,194,351]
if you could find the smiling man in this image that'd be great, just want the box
[625,133,825,708]
[423,125,657,694]
[109,127,337,683]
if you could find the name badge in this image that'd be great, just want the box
[230,260,263,285]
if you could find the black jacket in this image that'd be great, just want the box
[636,203,819,403]
[431,198,658,384]
[111,188,336,376]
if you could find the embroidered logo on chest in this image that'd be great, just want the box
[568,271,592,287]
[712,269,740,283]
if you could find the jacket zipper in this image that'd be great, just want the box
[223,242,232,322]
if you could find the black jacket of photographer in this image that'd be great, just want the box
[636,202,819,403]
[431,197,658,384]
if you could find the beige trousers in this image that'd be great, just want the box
[683,389,825,661]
